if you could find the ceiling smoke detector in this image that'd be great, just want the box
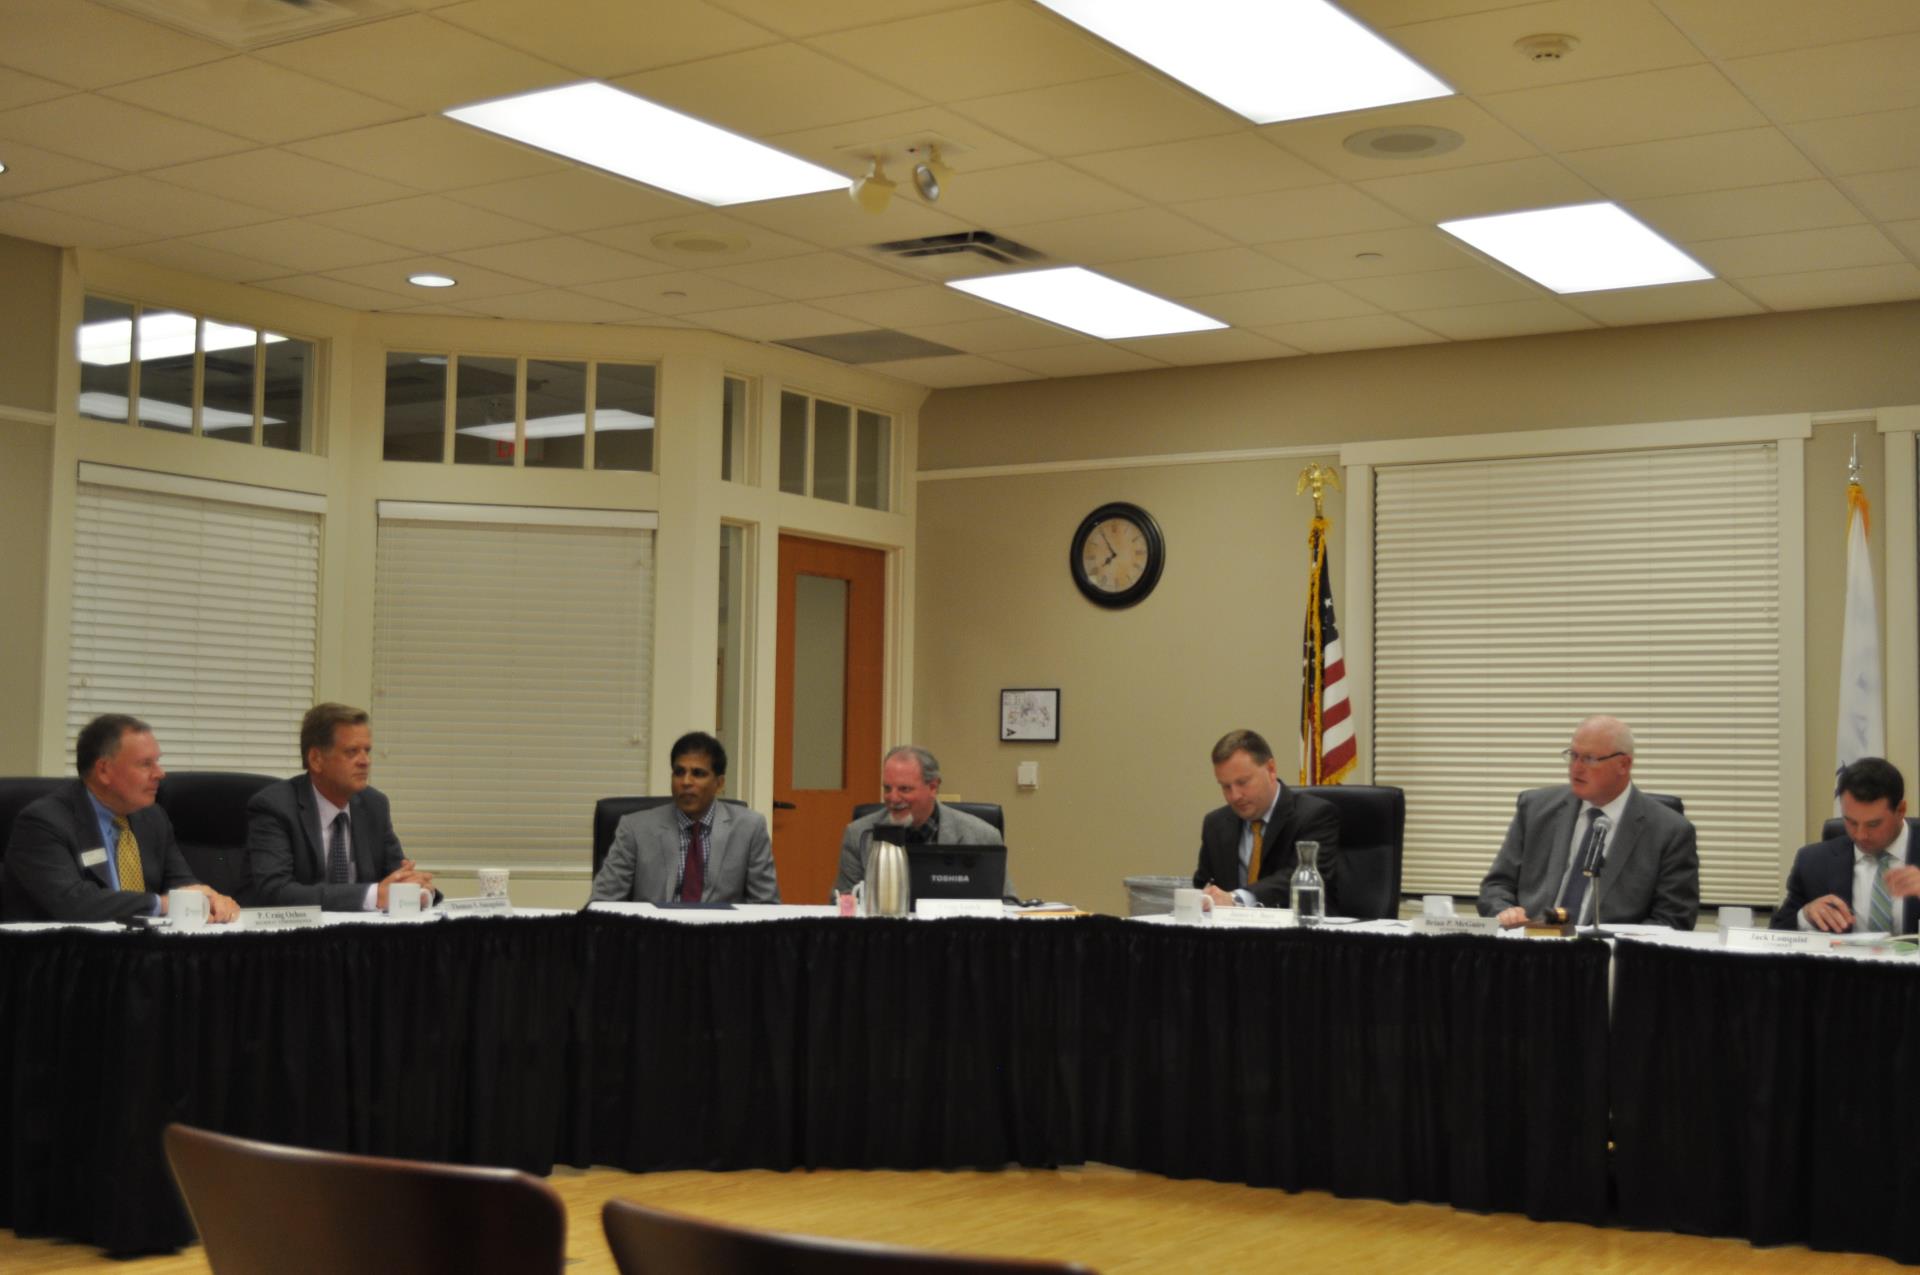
[1341,124,1465,160]
[1515,33,1579,62]
[650,229,749,254]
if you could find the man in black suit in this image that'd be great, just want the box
[1194,729,1340,909]
[247,703,434,911]
[2,714,239,923]
[1773,757,1920,933]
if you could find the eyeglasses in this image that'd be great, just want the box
[1561,749,1626,766]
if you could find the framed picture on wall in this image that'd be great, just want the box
[1000,688,1060,742]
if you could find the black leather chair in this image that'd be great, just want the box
[592,796,748,879]
[849,802,1005,837]
[0,776,69,913]
[157,772,279,901]
[1644,792,1685,815]
[1298,784,1404,920]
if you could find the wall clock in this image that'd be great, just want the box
[1069,502,1165,609]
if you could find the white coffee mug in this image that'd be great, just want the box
[477,868,510,898]
[168,888,209,930]
[1172,887,1211,923]
[1718,905,1754,932]
[1423,894,1456,920]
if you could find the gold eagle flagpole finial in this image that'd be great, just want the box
[1296,462,1342,519]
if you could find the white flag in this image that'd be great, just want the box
[1834,480,1883,808]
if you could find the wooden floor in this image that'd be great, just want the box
[2,1163,1905,1273]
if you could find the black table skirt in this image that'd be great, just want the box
[0,914,1610,1256]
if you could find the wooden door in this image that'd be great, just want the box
[774,535,885,903]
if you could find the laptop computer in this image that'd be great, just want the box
[906,845,1008,905]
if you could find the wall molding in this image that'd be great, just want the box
[916,442,1336,482]
[0,403,55,427]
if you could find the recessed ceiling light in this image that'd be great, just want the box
[1438,202,1712,294]
[1035,0,1450,124]
[948,267,1226,340]
[0,159,9,175]
[446,82,846,206]
[1342,124,1464,160]
[409,274,458,288]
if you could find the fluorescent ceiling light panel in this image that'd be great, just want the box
[78,314,284,366]
[457,409,655,442]
[1439,202,1713,294]
[445,82,846,206]
[79,393,278,430]
[948,267,1225,339]
[1036,0,1450,123]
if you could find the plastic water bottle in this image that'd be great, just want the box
[1292,840,1326,926]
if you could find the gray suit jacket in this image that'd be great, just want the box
[591,800,778,904]
[1,780,197,922]
[832,802,1007,898]
[1477,784,1699,930]
[246,775,412,911]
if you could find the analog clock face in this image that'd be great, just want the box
[1070,502,1165,608]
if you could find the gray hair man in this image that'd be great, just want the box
[831,745,1004,897]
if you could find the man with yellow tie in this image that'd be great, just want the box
[2,714,239,923]
[1195,729,1341,909]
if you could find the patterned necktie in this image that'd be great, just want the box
[327,812,350,884]
[1561,809,1604,922]
[1246,819,1265,887]
[112,815,144,893]
[681,818,705,902]
[1868,852,1895,933]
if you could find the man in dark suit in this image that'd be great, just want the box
[1773,757,1920,932]
[3,714,239,923]
[1195,729,1340,909]
[592,731,777,903]
[1478,715,1699,930]
[247,703,434,911]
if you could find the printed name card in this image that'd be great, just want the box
[1723,927,1843,953]
[235,906,322,931]
[1413,915,1500,936]
[444,895,514,917]
[916,898,1004,919]
[1214,907,1298,928]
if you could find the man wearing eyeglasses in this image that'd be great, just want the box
[1477,715,1699,930]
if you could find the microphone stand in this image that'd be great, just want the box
[1580,814,1616,939]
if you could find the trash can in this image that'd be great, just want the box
[1124,873,1188,917]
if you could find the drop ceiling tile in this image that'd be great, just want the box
[1686,225,1904,279]
[314,195,551,252]
[189,219,412,273]
[445,236,670,287]
[388,303,487,318]
[255,14,575,113]
[1254,314,1449,353]
[437,0,777,78]
[1262,97,1543,182]
[1740,264,1920,310]
[1184,283,1379,326]
[992,344,1166,378]
[573,271,782,315]
[1103,248,1318,298]
[1725,32,1920,123]
[0,199,147,248]
[1885,219,1920,257]
[110,238,285,284]
[928,162,1140,227]
[1072,133,1332,204]
[954,73,1238,158]
[1357,155,1600,222]
[0,66,70,111]
[899,314,1078,353]
[1388,1,1701,95]
[584,212,818,267]
[1175,185,1409,243]
[1560,127,1820,201]
[1402,298,1599,340]
[1785,109,1920,179]
[703,251,919,300]
[1561,280,1765,325]
[255,274,423,310]
[290,116,568,189]
[1258,226,1474,280]
[0,139,117,196]
[681,301,861,340]
[1111,328,1298,365]
[457,289,649,323]
[1848,171,1920,221]
[1483,64,1766,152]
[100,57,411,146]
[863,353,1036,388]
[808,2,1126,101]
[726,189,975,251]
[1001,207,1231,264]
[149,150,415,216]
[814,284,999,327]
[1629,179,1865,241]
[0,93,251,171]
[446,169,694,232]
[1339,265,1539,309]
[1657,0,1920,59]
[764,106,1042,177]
[327,256,542,300]
[615,43,924,136]
[0,0,227,89]
[26,174,277,236]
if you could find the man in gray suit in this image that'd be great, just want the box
[832,745,1003,897]
[592,731,778,904]
[1478,715,1699,930]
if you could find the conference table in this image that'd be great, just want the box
[0,907,1903,1263]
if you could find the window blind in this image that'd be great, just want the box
[1373,442,1783,904]
[68,478,319,771]
[372,515,654,870]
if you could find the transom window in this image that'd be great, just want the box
[383,352,656,471]
[779,389,891,511]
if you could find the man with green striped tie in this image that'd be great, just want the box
[1775,758,1920,933]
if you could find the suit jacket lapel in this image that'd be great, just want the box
[293,776,324,879]
[1542,791,1581,892]
[1597,791,1646,893]
[70,784,114,889]
[706,803,732,889]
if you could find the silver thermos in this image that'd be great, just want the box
[863,832,910,917]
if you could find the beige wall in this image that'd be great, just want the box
[0,418,51,773]
[0,235,59,413]
[915,301,1920,914]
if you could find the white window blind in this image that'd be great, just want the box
[1373,442,1783,904]
[68,477,319,770]
[372,514,654,870]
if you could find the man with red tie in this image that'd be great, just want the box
[591,731,778,904]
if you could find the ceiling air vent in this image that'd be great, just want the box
[97,0,407,49]
[775,330,963,365]
[859,231,1046,281]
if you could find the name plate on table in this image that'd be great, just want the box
[1723,927,1843,953]
[1413,915,1500,936]
[235,906,322,931]
[1214,907,1297,928]
[444,895,514,917]
[916,898,1003,919]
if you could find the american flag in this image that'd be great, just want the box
[1301,515,1355,784]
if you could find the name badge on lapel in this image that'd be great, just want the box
[80,848,107,868]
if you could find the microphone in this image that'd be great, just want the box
[1580,813,1611,877]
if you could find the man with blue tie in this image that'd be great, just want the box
[1774,757,1920,933]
